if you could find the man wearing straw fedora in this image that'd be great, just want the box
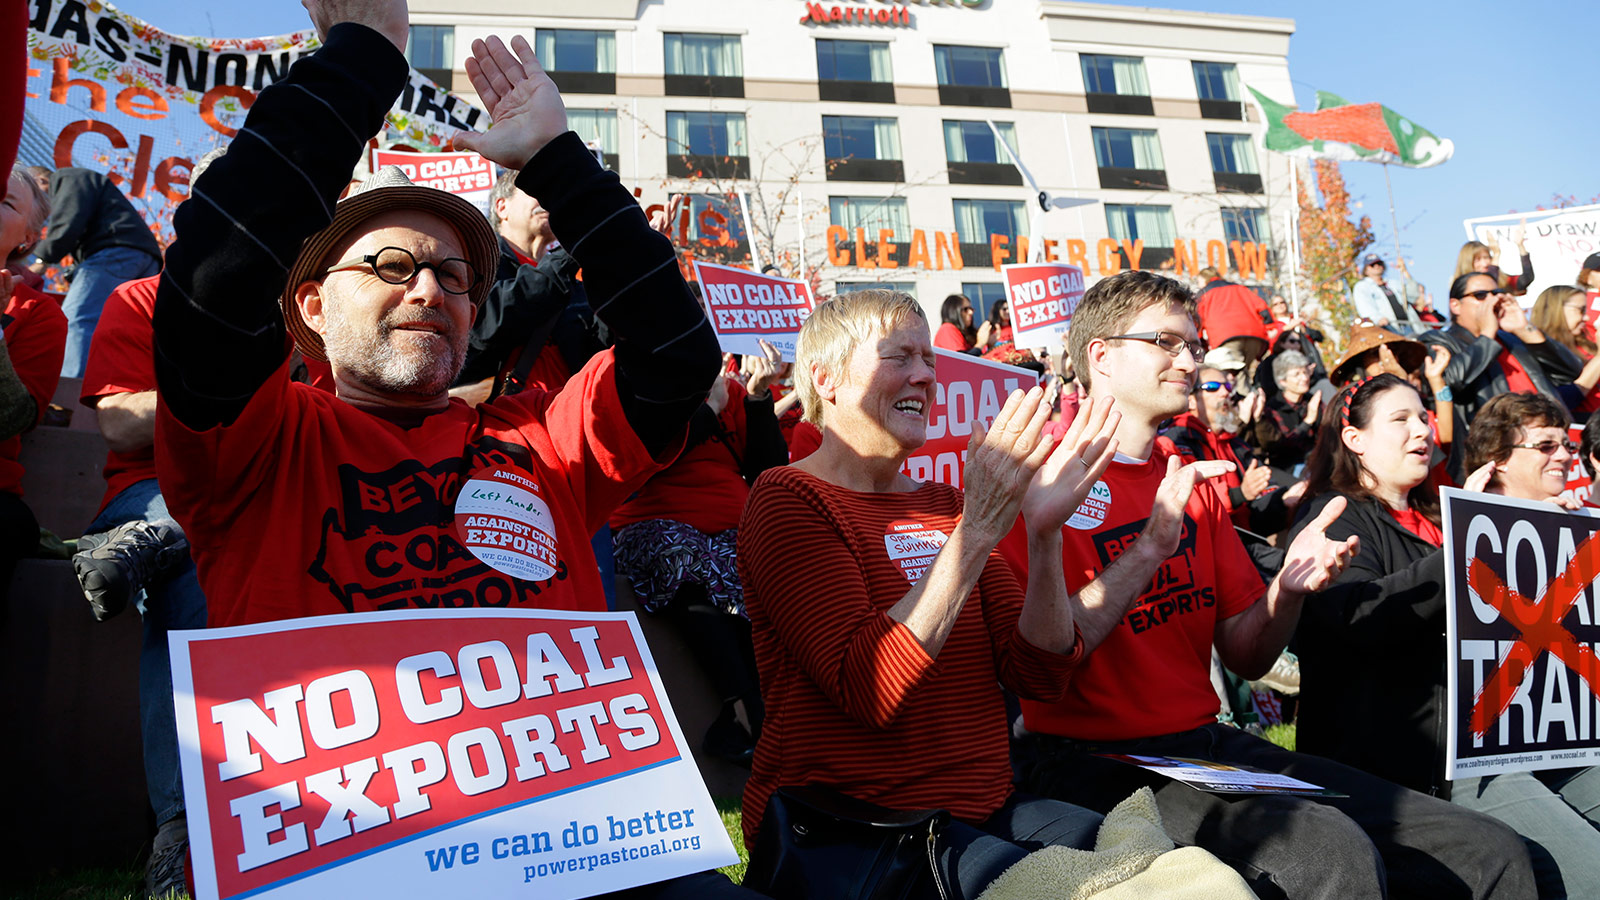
[150,3,756,895]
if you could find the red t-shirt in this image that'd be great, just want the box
[1497,347,1537,395]
[1386,507,1443,547]
[610,379,750,534]
[787,420,822,463]
[155,350,673,628]
[0,282,67,496]
[737,467,1081,842]
[999,444,1264,741]
[934,322,971,352]
[81,275,160,512]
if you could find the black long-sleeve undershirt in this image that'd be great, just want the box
[152,23,715,457]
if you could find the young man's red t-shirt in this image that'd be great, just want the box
[155,351,673,628]
[0,282,67,497]
[80,275,160,512]
[999,444,1265,741]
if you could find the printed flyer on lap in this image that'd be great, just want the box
[171,609,737,900]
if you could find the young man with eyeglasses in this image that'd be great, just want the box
[1000,270,1534,900]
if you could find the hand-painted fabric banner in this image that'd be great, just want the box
[1247,87,1453,168]
[23,0,486,245]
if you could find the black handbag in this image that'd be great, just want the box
[742,785,950,900]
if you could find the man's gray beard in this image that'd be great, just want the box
[1212,408,1243,435]
[321,300,466,397]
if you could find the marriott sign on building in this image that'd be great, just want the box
[411,0,1297,324]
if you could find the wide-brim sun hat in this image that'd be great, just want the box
[280,165,499,362]
[1330,323,1426,386]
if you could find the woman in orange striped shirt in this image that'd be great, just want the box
[737,289,1119,898]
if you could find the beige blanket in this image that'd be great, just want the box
[977,788,1257,900]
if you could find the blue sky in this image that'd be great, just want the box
[113,0,1597,295]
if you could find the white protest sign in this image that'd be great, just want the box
[1462,205,1600,306]
[172,609,736,900]
[692,260,818,361]
[1002,263,1085,350]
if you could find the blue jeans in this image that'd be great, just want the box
[938,793,1102,898]
[1453,768,1600,899]
[86,478,206,827]
[59,245,160,377]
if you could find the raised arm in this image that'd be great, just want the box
[455,36,718,457]
[153,3,411,429]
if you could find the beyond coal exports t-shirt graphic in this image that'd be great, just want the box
[1091,512,1215,634]
[309,436,571,612]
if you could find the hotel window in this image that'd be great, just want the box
[407,25,454,89]
[932,45,1010,108]
[953,199,1026,244]
[664,33,744,97]
[665,111,749,178]
[568,109,620,171]
[829,196,911,236]
[1080,54,1152,116]
[1221,207,1270,245]
[816,39,894,103]
[961,282,1009,321]
[1091,127,1167,190]
[1207,133,1262,193]
[536,29,616,94]
[1105,204,1177,247]
[822,115,904,182]
[1193,61,1244,120]
[943,120,1022,186]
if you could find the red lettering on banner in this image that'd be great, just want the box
[55,119,123,168]
[200,85,254,137]
[1467,531,1600,739]
[116,85,168,120]
[50,56,105,111]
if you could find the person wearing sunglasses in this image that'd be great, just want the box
[1160,365,1295,533]
[1421,272,1589,480]
[1464,392,1584,509]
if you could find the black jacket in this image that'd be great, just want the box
[1288,492,1450,797]
[35,167,162,264]
[453,238,596,386]
[1418,323,1583,421]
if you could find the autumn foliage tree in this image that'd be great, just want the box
[1296,159,1374,346]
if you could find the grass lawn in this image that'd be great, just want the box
[21,725,1296,898]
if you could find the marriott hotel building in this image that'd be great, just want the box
[408,0,1298,320]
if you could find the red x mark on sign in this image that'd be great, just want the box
[1467,529,1600,740]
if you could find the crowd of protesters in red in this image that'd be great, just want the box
[9,2,1600,899]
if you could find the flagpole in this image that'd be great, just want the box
[1287,158,1301,319]
[1383,163,1403,268]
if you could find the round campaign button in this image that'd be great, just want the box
[453,466,560,581]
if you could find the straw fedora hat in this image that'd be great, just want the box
[279,165,499,362]
[1330,324,1426,386]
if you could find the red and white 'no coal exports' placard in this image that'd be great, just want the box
[692,260,818,361]
[1003,263,1086,350]
[371,148,496,216]
[171,609,736,900]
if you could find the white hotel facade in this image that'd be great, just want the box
[408,0,1298,320]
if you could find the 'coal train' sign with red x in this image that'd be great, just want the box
[1444,488,1600,779]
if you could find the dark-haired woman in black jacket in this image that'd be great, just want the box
[1291,374,1600,898]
